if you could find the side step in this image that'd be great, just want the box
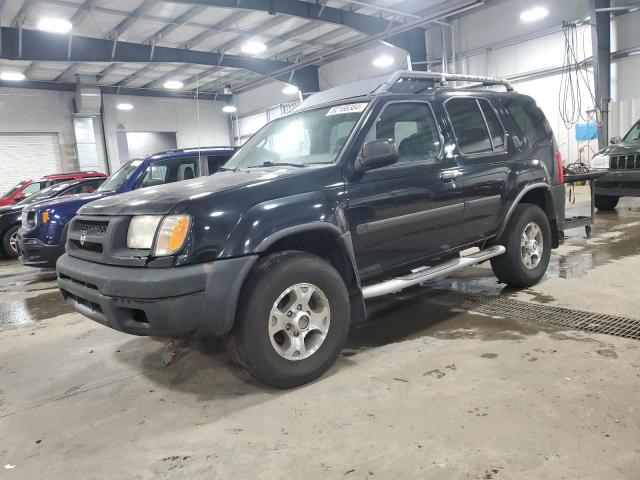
[361,245,506,300]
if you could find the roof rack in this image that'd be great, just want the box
[375,70,514,93]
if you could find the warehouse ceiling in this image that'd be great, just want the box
[0,0,487,96]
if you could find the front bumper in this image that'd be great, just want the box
[18,235,64,268]
[594,170,640,197]
[57,253,257,337]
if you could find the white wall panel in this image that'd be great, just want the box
[0,134,61,193]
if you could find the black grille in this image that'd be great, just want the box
[78,220,109,235]
[71,239,103,253]
[610,154,640,170]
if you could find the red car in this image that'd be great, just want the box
[0,171,107,207]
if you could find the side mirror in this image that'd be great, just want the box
[14,193,26,202]
[357,139,399,172]
[610,136,621,144]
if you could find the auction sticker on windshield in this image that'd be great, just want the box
[326,103,368,116]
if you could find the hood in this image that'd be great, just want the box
[599,141,640,156]
[80,168,314,216]
[0,203,25,215]
[28,192,110,214]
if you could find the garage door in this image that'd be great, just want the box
[0,133,62,194]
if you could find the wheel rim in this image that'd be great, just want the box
[8,231,18,256]
[521,222,543,270]
[268,283,330,361]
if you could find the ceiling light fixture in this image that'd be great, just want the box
[163,80,184,90]
[37,18,73,34]
[116,103,134,111]
[222,105,237,113]
[241,41,267,55]
[0,71,26,81]
[520,6,549,22]
[282,84,299,95]
[372,55,394,68]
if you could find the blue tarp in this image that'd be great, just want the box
[575,122,598,141]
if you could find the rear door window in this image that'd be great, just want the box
[446,98,493,155]
[479,100,505,150]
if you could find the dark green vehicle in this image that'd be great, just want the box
[591,120,640,210]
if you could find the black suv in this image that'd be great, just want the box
[57,72,565,388]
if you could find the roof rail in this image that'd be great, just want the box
[376,70,514,93]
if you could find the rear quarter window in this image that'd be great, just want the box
[506,99,551,146]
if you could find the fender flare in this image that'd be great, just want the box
[495,182,554,240]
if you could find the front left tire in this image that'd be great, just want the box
[2,225,20,258]
[227,251,350,389]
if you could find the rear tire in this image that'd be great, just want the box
[2,225,20,258]
[594,194,619,211]
[490,204,551,288]
[227,251,350,389]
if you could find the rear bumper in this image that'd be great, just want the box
[18,236,64,268]
[594,170,640,197]
[56,253,257,337]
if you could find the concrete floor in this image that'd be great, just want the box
[1,187,639,479]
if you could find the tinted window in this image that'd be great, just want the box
[506,100,550,145]
[135,157,199,190]
[446,98,493,155]
[364,103,441,164]
[479,100,505,149]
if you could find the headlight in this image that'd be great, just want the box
[591,154,609,170]
[153,215,191,256]
[127,215,162,249]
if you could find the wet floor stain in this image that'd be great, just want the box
[0,291,73,328]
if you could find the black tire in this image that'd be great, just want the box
[2,225,20,258]
[227,251,350,389]
[594,194,619,211]
[490,204,551,288]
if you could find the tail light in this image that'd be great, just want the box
[556,150,564,184]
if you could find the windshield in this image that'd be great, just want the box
[225,102,368,169]
[623,121,640,142]
[1,182,25,200]
[97,159,143,192]
[16,181,73,205]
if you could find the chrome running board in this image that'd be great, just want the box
[361,245,506,300]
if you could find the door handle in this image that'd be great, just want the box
[440,170,462,182]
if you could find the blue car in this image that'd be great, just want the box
[18,146,237,268]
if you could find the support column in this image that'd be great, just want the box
[590,0,611,149]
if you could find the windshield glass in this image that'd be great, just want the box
[97,159,143,192]
[225,102,368,169]
[16,182,73,205]
[1,182,25,200]
[623,122,640,142]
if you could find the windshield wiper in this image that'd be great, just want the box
[218,166,238,172]
[248,161,307,168]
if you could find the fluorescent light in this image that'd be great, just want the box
[222,105,237,113]
[37,18,72,34]
[520,7,549,22]
[116,103,133,111]
[163,80,184,90]
[372,55,394,68]
[282,84,299,95]
[0,71,26,81]
[241,41,267,55]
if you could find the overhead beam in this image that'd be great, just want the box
[0,27,293,75]
[0,78,232,101]
[10,0,36,26]
[171,0,402,37]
